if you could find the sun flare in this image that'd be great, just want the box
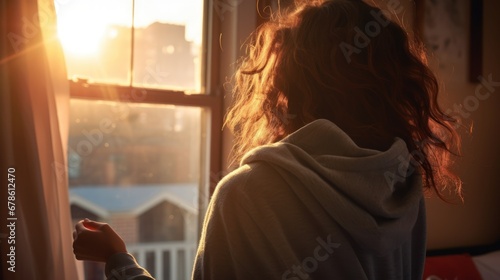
[57,13,107,56]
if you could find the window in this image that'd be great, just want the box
[56,1,222,279]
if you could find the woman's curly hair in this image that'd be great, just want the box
[225,0,461,198]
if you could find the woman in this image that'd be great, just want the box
[73,0,461,279]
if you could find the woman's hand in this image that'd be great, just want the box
[72,218,128,262]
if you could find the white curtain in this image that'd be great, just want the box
[1,0,79,278]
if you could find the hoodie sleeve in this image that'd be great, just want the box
[105,253,154,280]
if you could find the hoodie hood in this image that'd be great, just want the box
[240,119,423,254]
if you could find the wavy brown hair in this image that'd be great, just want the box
[225,0,461,198]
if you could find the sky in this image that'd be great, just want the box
[55,0,204,55]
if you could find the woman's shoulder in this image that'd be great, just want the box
[212,162,287,203]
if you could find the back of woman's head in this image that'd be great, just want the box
[226,0,461,198]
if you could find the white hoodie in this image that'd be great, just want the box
[106,119,426,280]
[193,119,425,279]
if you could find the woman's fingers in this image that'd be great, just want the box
[73,220,101,261]
[72,218,127,262]
[82,220,106,231]
[75,220,88,235]
[73,231,106,262]
[74,219,105,240]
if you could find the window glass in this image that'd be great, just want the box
[56,1,208,278]
[68,99,202,280]
[133,0,204,92]
[56,0,133,85]
[56,0,204,92]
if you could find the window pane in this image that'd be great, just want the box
[56,0,204,92]
[132,0,204,92]
[68,99,202,280]
[56,0,133,85]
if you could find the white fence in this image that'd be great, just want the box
[128,241,197,280]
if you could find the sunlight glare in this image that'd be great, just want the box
[58,12,107,56]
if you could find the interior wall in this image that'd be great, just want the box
[381,0,500,249]
[422,0,500,250]
[219,0,258,171]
